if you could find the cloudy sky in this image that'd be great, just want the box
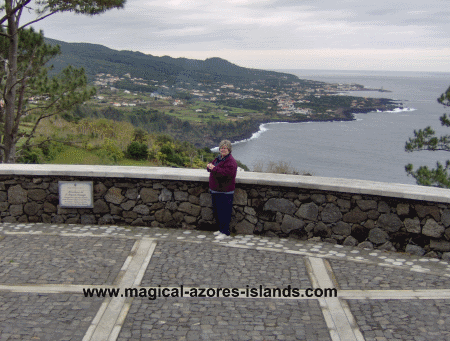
[23,0,450,72]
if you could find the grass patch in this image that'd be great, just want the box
[49,147,103,165]
[48,145,161,167]
[117,159,158,167]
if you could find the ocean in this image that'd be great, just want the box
[230,70,450,185]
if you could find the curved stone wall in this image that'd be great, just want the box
[1,164,450,259]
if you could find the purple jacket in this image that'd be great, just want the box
[207,154,238,192]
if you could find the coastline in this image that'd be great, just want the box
[219,104,412,149]
[234,69,448,184]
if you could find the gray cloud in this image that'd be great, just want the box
[16,0,450,71]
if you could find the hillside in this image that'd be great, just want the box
[44,38,299,86]
[41,38,398,149]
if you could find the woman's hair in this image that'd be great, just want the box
[219,140,232,153]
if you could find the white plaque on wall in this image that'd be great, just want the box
[59,181,94,208]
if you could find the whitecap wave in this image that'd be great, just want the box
[233,123,269,145]
[211,123,272,151]
[384,107,417,113]
[212,107,414,151]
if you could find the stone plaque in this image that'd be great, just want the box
[59,181,94,208]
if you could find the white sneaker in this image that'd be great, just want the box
[213,231,221,236]
[216,233,231,240]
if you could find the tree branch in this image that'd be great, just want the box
[18,11,58,30]
[21,111,56,146]
[0,0,32,27]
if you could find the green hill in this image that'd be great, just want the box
[44,38,299,86]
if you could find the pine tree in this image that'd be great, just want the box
[405,86,450,187]
[0,0,126,163]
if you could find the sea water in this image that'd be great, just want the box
[231,70,450,185]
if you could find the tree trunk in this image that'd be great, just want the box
[3,2,18,163]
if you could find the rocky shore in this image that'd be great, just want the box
[216,100,400,148]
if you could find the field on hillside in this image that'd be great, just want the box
[18,116,222,169]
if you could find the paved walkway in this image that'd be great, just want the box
[1,222,450,341]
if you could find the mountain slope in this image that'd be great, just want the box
[45,38,298,85]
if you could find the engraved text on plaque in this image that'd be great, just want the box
[59,181,94,208]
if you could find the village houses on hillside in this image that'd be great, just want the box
[92,72,375,115]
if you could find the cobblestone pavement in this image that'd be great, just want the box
[1,222,450,340]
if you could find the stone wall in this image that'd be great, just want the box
[1,167,450,260]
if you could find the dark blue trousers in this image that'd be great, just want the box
[210,191,234,236]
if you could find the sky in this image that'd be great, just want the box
[21,0,450,72]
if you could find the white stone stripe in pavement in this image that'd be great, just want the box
[109,301,132,341]
[0,284,93,293]
[307,257,365,341]
[4,227,450,279]
[133,241,157,286]
[83,237,157,341]
[339,289,450,300]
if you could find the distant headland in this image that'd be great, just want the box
[45,38,400,148]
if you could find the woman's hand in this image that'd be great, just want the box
[207,163,215,170]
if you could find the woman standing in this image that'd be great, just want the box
[206,140,238,239]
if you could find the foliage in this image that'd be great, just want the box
[216,98,273,111]
[252,160,313,175]
[175,92,192,100]
[28,115,219,168]
[126,141,148,160]
[17,140,66,163]
[66,103,266,153]
[133,128,147,143]
[438,86,450,106]
[0,26,94,162]
[97,138,124,163]
[41,140,66,160]
[0,0,125,163]
[78,107,174,133]
[236,159,249,171]
[43,38,299,85]
[405,86,450,187]
[157,142,185,166]
[405,162,450,188]
[17,146,44,163]
[75,118,134,150]
[114,79,156,93]
[253,160,300,175]
[149,135,219,168]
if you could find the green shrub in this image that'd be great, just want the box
[97,138,125,163]
[41,141,67,161]
[155,134,173,144]
[126,141,148,160]
[236,160,249,171]
[252,160,310,175]
[158,143,186,166]
[17,147,44,164]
